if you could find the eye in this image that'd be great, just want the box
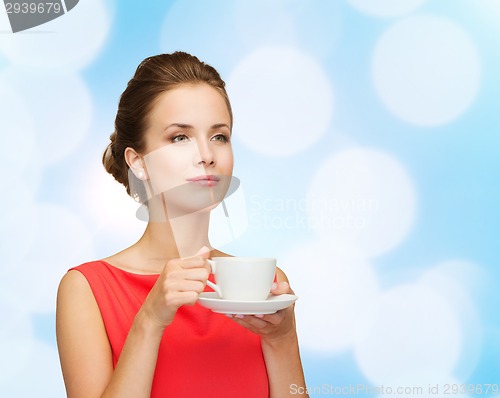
[211,134,229,143]
[172,134,189,143]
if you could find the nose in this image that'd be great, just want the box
[193,140,215,166]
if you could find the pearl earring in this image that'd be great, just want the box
[136,170,144,180]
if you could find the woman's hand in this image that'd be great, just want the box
[226,281,298,343]
[227,278,308,397]
[139,247,212,329]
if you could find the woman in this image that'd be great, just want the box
[56,52,309,398]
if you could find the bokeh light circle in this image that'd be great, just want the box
[354,284,462,385]
[347,0,428,18]
[307,147,416,257]
[160,0,341,74]
[0,292,34,385]
[76,156,145,253]
[418,260,484,381]
[0,181,40,264]
[0,0,113,70]
[1,67,93,165]
[373,15,480,126]
[283,239,379,352]
[0,80,36,184]
[228,46,333,156]
[3,204,96,313]
[232,0,341,58]
[0,340,65,396]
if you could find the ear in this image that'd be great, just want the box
[124,147,148,180]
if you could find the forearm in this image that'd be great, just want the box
[262,332,309,398]
[100,311,165,398]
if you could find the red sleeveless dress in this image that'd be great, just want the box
[69,261,269,398]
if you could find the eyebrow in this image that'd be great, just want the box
[164,123,193,131]
[210,123,231,130]
[163,123,231,132]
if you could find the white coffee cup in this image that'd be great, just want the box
[206,257,276,301]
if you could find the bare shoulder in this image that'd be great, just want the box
[56,270,113,397]
[58,269,89,295]
[56,270,94,316]
[57,269,103,313]
[56,269,107,341]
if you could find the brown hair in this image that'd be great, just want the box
[102,51,233,201]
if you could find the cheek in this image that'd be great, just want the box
[219,149,234,174]
[143,146,187,195]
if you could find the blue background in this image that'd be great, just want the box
[0,0,499,396]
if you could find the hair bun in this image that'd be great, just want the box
[102,132,127,187]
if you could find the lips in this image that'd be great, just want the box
[186,175,221,187]
[186,175,221,182]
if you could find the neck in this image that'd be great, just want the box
[133,194,213,271]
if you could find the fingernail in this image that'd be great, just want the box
[271,282,278,290]
[235,314,244,319]
[254,314,264,318]
[225,313,233,318]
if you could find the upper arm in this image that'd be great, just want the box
[56,270,113,398]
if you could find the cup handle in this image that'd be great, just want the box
[206,260,222,298]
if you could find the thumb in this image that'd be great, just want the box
[270,281,292,295]
[195,245,211,259]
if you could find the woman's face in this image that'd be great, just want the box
[138,83,234,216]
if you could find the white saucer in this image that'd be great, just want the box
[198,292,298,315]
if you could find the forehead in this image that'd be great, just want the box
[148,83,231,127]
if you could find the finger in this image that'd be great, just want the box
[181,245,211,260]
[231,314,278,330]
[239,316,269,329]
[196,245,211,258]
[167,290,200,307]
[255,311,285,325]
[166,279,207,294]
[168,268,210,283]
[270,281,293,294]
[179,280,207,294]
[230,317,266,333]
[176,258,211,271]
